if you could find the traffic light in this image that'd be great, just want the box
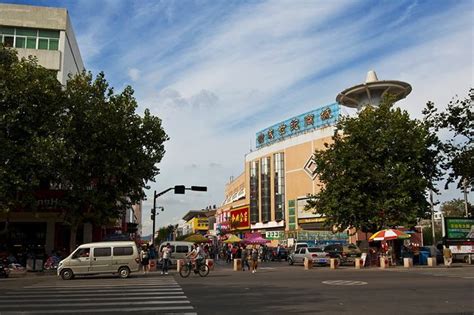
[174,185,185,194]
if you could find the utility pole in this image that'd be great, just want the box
[463,178,470,217]
[430,189,436,245]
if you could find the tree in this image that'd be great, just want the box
[440,198,473,217]
[423,89,473,190]
[306,95,440,233]
[0,46,64,214]
[59,72,169,250]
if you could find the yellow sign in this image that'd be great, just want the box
[298,217,326,224]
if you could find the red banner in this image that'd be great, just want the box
[230,207,250,229]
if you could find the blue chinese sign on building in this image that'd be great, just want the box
[256,103,340,148]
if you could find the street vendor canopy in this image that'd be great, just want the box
[243,233,270,244]
[369,228,411,242]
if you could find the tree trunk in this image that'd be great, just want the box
[69,225,78,254]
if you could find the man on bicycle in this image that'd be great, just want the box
[186,244,205,271]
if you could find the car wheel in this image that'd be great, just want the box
[60,269,74,280]
[118,267,130,278]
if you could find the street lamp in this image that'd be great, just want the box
[151,185,207,246]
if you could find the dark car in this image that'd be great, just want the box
[266,247,289,261]
[323,243,361,265]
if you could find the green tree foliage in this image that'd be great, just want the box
[440,198,473,217]
[306,95,440,233]
[423,89,473,190]
[0,46,64,213]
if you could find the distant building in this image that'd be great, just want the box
[0,3,84,85]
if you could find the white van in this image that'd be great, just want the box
[157,241,194,267]
[57,241,140,280]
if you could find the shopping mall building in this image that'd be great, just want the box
[216,71,412,246]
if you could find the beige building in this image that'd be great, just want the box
[0,3,84,85]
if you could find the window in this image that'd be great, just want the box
[0,26,59,50]
[94,247,111,257]
[113,247,133,256]
[73,248,90,259]
[260,157,271,222]
[176,246,189,253]
[249,161,259,223]
[274,152,285,221]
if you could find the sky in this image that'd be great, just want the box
[3,0,473,236]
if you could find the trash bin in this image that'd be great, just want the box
[419,251,430,265]
[26,258,44,272]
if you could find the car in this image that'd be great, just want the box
[323,243,361,265]
[265,247,289,261]
[288,247,330,266]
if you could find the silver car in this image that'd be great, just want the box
[288,247,330,266]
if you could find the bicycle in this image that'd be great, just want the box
[179,259,209,278]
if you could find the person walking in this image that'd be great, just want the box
[161,243,171,275]
[251,245,259,274]
[241,246,250,271]
[140,246,150,274]
[443,245,453,268]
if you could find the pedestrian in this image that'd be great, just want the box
[241,246,250,271]
[251,245,259,274]
[161,243,171,275]
[140,246,150,274]
[443,245,452,268]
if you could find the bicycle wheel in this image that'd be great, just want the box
[198,264,209,277]
[179,264,191,278]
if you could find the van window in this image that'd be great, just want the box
[73,248,90,258]
[176,246,189,253]
[94,247,111,257]
[113,247,133,256]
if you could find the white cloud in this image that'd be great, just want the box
[127,68,141,82]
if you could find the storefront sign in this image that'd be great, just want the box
[297,198,324,220]
[298,218,326,224]
[445,217,474,239]
[266,231,285,240]
[230,207,250,230]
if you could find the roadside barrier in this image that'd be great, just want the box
[149,259,157,271]
[206,259,214,270]
[330,258,338,269]
[233,258,242,271]
[427,257,437,267]
[304,258,313,270]
[355,258,363,269]
[379,257,389,269]
[177,259,185,273]
[403,258,413,268]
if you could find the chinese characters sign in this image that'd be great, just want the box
[230,207,250,230]
[256,103,340,148]
[445,218,474,239]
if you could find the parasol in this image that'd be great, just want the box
[369,229,411,242]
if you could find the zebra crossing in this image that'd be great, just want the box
[0,276,196,314]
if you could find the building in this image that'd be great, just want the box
[0,3,84,85]
[182,209,216,235]
[217,71,412,246]
[0,4,86,258]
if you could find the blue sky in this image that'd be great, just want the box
[3,0,473,235]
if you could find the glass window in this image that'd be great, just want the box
[0,27,14,35]
[16,28,36,36]
[3,36,13,47]
[26,37,36,49]
[15,37,26,48]
[49,38,59,50]
[176,246,189,253]
[38,29,60,38]
[261,157,271,222]
[274,152,285,221]
[250,161,259,223]
[73,248,90,258]
[94,247,111,257]
[113,247,133,256]
[38,38,48,50]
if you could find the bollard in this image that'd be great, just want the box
[403,258,413,268]
[355,258,363,269]
[176,259,185,273]
[380,257,389,269]
[233,258,242,271]
[304,258,313,270]
[149,259,157,272]
[206,259,214,271]
[330,258,338,269]
[427,257,437,267]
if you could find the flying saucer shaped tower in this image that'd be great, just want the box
[336,70,412,110]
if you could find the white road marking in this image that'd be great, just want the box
[322,280,368,286]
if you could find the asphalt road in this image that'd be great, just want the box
[0,262,473,314]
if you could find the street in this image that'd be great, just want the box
[0,262,472,314]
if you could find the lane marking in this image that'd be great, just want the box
[322,280,368,286]
[0,300,191,309]
[25,306,195,314]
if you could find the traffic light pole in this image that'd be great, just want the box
[150,186,207,246]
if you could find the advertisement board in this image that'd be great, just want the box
[297,198,324,221]
[444,217,474,239]
[230,207,250,230]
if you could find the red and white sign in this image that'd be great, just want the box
[230,207,250,230]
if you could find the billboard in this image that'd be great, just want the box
[230,207,250,230]
[297,198,324,222]
[444,217,474,239]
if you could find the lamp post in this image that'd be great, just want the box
[151,185,207,246]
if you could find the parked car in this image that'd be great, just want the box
[323,243,361,265]
[266,247,289,261]
[288,247,330,266]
